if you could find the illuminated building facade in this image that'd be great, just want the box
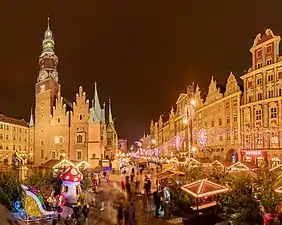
[0,115,31,164]
[33,19,118,166]
[240,29,282,167]
[144,30,282,165]
[142,73,242,163]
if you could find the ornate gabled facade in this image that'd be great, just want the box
[32,19,118,166]
[240,29,282,167]
[142,73,241,163]
[143,28,282,168]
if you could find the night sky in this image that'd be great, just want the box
[0,1,281,144]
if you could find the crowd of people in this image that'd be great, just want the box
[64,200,90,225]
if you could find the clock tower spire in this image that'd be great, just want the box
[37,17,59,83]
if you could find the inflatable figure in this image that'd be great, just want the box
[12,185,57,221]
[60,166,83,204]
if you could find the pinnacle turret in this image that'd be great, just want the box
[29,108,34,127]
[107,99,115,131]
[42,17,55,53]
[37,17,59,83]
[88,82,102,123]
[108,99,113,124]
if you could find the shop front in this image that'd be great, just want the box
[242,150,266,167]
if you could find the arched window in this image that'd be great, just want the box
[77,135,83,143]
[79,115,82,120]
[0,134,3,140]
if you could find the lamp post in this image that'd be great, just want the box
[183,83,196,160]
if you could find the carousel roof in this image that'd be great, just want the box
[181,179,228,198]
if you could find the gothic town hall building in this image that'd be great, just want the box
[30,20,118,166]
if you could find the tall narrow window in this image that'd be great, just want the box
[255,110,262,120]
[270,107,277,118]
[77,135,83,143]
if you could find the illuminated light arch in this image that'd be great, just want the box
[228,161,249,171]
[210,160,225,169]
[76,161,90,169]
[53,159,75,169]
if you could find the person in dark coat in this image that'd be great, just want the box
[126,180,131,198]
[82,202,90,225]
[124,200,135,225]
[117,198,124,225]
[153,191,161,219]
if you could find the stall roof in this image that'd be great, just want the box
[155,171,175,180]
[228,161,257,171]
[181,179,228,198]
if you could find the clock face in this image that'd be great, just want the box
[38,70,48,82]
[51,71,58,82]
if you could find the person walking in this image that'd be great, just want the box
[126,178,131,199]
[82,201,90,225]
[153,190,161,219]
[117,198,124,225]
[124,199,135,225]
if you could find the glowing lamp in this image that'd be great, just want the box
[190,99,196,105]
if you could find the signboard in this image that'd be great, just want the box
[245,151,262,156]
[102,160,110,168]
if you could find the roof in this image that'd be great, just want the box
[39,159,81,168]
[181,179,228,198]
[228,161,258,171]
[155,171,175,180]
[0,114,28,127]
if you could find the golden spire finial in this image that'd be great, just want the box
[47,17,50,30]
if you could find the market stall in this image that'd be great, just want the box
[181,179,228,211]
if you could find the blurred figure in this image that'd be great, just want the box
[82,200,90,225]
[125,177,131,199]
[135,177,140,194]
[117,198,124,225]
[153,190,161,219]
[124,199,135,225]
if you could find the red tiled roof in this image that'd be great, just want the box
[0,114,28,127]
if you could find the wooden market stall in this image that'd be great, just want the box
[181,179,229,211]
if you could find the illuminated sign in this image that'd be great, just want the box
[102,160,110,168]
[245,151,262,156]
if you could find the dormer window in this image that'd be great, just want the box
[266,45,272,53]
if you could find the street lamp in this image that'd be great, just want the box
[184,83,196,160]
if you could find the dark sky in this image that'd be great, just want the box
[0,1,281,143]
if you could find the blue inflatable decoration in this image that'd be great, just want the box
[12,200,22,213]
